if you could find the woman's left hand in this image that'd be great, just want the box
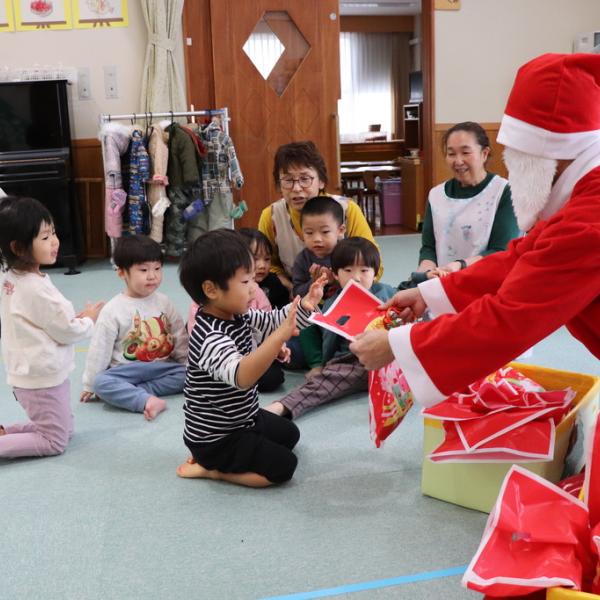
[349,329,395,370]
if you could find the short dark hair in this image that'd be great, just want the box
[179,229,253,304]
[0,196,53,270]
[238,227,273,256]
[442,121,491,162]
[273,141,328,188]
[112,235,163,270]
[331,237,381,274]
[300,196,344,227]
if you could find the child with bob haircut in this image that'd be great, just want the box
[177,229,325,488]
[0,196,103,458]
[238,227,289,309]
[264,237,396,419]
[81,234,188,420]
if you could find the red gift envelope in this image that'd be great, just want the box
[309,279,385,341]
[429,419,555,463]
[463,465,591,597]
[455,403,570,451]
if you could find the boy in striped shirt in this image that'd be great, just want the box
[177,229,325,487]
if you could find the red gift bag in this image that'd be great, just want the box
[368,360,413,447]
[463,465,592,597]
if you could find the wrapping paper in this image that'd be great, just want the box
[463,465,592,597]
[423,367,574,463]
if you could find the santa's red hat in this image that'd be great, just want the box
[497,53,600,159]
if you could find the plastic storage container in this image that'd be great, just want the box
[376,177,402,226]
[421,362,600,513]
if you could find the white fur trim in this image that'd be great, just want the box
[498,114,600,160]
[418,277,457,317]
[388,325,446,408]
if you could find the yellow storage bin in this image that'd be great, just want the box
[547,588,600,599]
[421,363,600,513]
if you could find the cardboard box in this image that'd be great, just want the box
[421,363,600,513]
[547,588,600,599]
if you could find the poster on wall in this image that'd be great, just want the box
[14,0,72,30]
[0,0,15,31]
[73,0,128,28]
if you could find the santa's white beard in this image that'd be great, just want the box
[503,147,558,231]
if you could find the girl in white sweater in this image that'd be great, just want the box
[0,196,103,458]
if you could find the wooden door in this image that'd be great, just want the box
[184,0,341,229]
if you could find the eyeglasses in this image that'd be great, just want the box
[279,175,315,190]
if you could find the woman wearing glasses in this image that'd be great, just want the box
[258,141,382,294]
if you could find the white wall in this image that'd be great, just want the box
[0,2,185,139]
[435,0,600,124]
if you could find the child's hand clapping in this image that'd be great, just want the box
[301,273,328,312]
[78,301,105,323]
[309,264,335,285]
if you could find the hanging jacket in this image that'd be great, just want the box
[165,122,202,189]
[127,129,151,235]
[200,119,244,202]
[99,122,132,238]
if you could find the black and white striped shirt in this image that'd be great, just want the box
[183,304,312,444]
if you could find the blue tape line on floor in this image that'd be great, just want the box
[260,565,468,599]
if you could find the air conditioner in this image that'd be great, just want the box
[574,31,600,53]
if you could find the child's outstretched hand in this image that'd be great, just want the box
[277,296,301,341]
[78,301,105,323]
[302,273,328,312]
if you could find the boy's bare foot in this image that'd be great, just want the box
[263,401,290,418]
[305,366,323,379]
[176,457,211,478]
[143,396,167,421]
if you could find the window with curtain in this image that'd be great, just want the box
[338,31,410,142]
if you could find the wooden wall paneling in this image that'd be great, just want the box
[433,123,506,187]
[71,139,108,258]
[182,0,215,110]
[208,0,341,229]
[340,15,414,33]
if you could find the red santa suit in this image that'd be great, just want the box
[389,53,600,407]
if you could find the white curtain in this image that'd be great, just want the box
[339,32,410,141]
[140,0,187,113]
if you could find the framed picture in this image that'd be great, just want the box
[0,0,15,31]
[14,0,72,30]
[73,0,128,28]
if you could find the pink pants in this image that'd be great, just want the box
[0,379,73,458]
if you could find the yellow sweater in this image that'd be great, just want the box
[257,198,384,280]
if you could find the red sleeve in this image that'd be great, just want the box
[410,204,600,397]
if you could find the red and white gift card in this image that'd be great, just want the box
[308,279,386,341]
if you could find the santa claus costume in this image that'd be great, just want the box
[389,53,600,407]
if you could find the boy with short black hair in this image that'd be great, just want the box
[81,234,188,420]
[265,237,396,420]
[177,229,325,488]
[290,195,345,375]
